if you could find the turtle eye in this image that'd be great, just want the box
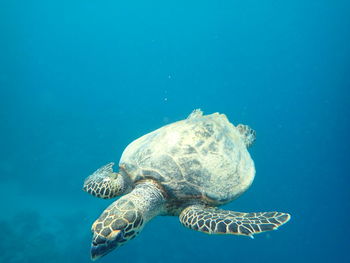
[106,229,124,241]
[93,235,107,246]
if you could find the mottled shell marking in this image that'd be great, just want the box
[119,110,255,207]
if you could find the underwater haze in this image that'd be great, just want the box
[0,0,349,262]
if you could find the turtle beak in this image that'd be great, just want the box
[90,230,124,260]
[90,246,103,261]
[91,245,109,261]
[90,240,114,261]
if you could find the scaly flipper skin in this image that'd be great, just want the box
[237,124,256,148]
[90,181,165,260]
[179,205,290,237]
[83,163,132,199]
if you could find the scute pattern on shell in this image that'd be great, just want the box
[119,110,255,210]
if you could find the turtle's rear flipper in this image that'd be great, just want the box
[237,124,256,148]
[179,205,290,237]
[83,163,131,199]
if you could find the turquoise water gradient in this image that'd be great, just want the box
[0,1,349,262]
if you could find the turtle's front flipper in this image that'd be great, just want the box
[83,163,132,199]
[179,205,290,237]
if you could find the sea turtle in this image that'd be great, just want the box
[83,109,290,260]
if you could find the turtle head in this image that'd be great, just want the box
[90,199,144,260]
[89,181,165,260]
[90,227,124,261]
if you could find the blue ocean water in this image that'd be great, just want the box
[1,0,349,262]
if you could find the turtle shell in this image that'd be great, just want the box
[119,110,255,206]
